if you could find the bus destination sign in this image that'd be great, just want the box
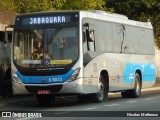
[30,16,66,25]
[22,15,71,25]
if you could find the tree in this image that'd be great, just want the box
[1,0,159,48]
[61,0,106,10]
[105,0,160,48]
[0,0,16,10]
[0,0,106,13]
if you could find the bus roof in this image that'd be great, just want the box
[81,10,153,29]
[15,10,153,29]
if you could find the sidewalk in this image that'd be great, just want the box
[153,78,160,87]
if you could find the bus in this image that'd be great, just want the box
[11,10,155,104]
[0,26,13,97]
[0,10,17,97]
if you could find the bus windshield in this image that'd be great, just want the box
[13,26,79,68]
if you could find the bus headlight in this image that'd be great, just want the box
[12,71,22,84]
[67,68,80,82]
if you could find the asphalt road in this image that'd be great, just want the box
[0,80,160,120]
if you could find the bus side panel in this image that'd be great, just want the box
[82,18,155,93]
[122,63,156,89]
[83,53,156,93]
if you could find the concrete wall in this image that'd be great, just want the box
[155,46,160,78]
[155,47,160,78]
[0,10,17,31]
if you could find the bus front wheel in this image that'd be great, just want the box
[92,75,108,103]
[130,73,141,98]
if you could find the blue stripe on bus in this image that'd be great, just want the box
[16,69,74,84]
[123,63,155,83]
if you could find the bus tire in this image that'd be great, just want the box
[130,73,141,98]
[121,73,141,98]
[36,95,53,105]
[92,75,107,103]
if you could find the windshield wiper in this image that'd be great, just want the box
[46,26,62,45]
[32,29,42,42]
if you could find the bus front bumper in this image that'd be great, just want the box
[12,79,83,95]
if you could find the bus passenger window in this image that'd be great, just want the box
[83,31,87,54]
[83,23,95,52]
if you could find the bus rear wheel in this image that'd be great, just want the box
[121,73,141,98]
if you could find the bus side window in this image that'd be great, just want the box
[87,30,95,51]
[83,30,88,54]
[83,23,95,52]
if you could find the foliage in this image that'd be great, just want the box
[0,0,159,48]
[105,0,160,48]
[0,0,106,13]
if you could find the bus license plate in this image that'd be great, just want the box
[38,90,50,94]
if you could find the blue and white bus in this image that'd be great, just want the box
[11,10,155,104]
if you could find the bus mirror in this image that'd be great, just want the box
[86,29,95,42]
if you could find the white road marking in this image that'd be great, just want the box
[84,107,97,110]
[127,100,137,103]
[103,104,120,107]
[54,111,71,115]
[16,117,39,120]
[143,97,154,101]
